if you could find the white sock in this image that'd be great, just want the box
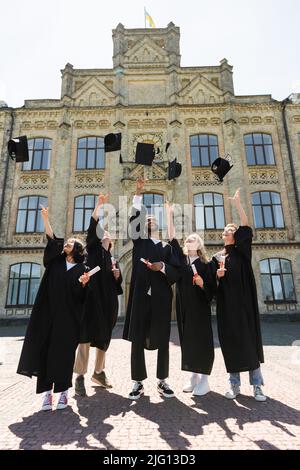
[95,370,103,374]
[199,374,209,384]
[191,372,200,381]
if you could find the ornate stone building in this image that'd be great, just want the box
[0,23,299,320]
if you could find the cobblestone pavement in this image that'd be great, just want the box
[0,321,299,450]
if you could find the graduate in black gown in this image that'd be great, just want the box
[213,188,266,402]
[123,177,180,400]
[166,202,215,396]
[74,193,123,396]
[17,206,90,411]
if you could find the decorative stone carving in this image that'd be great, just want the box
[72,77,117,107]
[266,303,299,312]
[175,73,224,105]
[202,230,223,243]
[192,169,222,186]
[124,37,169,68]
[255,229,288,243]
[75,170,105,189]
[12,234,45,246]
[5,308,33,318]
[19,172,49,190]
[248,167,279,184]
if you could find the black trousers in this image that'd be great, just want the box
[131,342,169,382]
[36,377,69,394]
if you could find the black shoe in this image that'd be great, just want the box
[75,375,86,397]
[91,371,112,388]
[158,381,175,398]
[128,381,144,400]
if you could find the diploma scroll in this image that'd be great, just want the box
[79,265,101,282]
[140,258,152,268]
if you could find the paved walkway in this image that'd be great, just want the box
[0,322,299,450]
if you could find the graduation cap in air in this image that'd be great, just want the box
[135,142,155,166]
[168,158,182,180]
[7,135,29,162]
[211,154,233,182]
[104,133,122,152]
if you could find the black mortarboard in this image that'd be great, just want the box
[211,155,233,182]
[168,158,182,180]
[7,135,29,162]
[104,133,122,152]
[135,142,155,166]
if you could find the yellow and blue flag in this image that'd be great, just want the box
[144,7,156,28]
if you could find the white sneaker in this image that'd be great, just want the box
[192,375,210,396]
[253,385,267,402]
[41,392,53,411]
[225,384,240,399]
[183,374,200,393]
[56,390,68,410]
[128,381,144,400]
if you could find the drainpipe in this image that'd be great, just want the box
[281,97,300,222]
[0,110,14,237]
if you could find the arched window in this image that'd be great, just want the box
[190,134,219,167]
[252,192,284,228]
[244,133,275,165]
[6,263,41,306]
[16,196,48,233]
[77,137,105,169]
[22,138,52,171]
[260,259,296,302]
[194,193,225,230]
[142,193,164,229]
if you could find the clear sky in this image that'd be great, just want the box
[0,0,299,107]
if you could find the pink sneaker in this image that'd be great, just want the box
[41,392,53,411]
[56,391,68,410]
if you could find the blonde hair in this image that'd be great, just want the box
[183,233,210,264]
[225,223,238,231]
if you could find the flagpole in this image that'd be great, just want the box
[144,7,146,28]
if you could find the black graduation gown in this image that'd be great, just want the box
[212,226,264,373]
[123,207,180,350]
[17,235,87,390]
[80,217,123,351]
[170,239,215,375]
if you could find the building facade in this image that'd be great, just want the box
[0,23,299,320]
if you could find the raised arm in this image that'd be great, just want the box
[165,201,176,241]
[86,193,108,248]
[129,177,147,242]
[229,188,249,226]
[92,193,109,222]
[40,206,54,238]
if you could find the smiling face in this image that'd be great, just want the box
[184,233,202,252]
[63,238,75,255]
[146,215,159,235]
[222,224,237,245]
